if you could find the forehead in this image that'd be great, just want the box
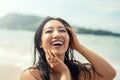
[44,20,65,29]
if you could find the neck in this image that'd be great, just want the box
[58,54,65,62]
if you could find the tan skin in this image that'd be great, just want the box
[21,20,116,80]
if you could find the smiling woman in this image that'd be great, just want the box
[41,20,70,57]
[20,16,116,80]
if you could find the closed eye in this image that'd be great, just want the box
[59,29,67,32]
[45,30,53,33]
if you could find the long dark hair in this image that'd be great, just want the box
[33,17,93,80]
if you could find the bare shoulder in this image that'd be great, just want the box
[78,64,103,80]
[20,68,42,80]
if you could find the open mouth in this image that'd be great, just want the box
[52,41,63,46]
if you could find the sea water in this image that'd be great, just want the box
[0,29,120,80]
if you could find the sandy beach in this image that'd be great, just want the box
[0,64,22,80]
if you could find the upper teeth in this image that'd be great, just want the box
[52,41,63,45]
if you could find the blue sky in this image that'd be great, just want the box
[0,0,120,33]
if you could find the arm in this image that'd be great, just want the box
[77,44,116,80]
[59,70,71,80]
[66,27,116,80]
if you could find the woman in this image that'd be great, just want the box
[21,17,116,80]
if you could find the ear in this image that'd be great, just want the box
[39,43,43,48]
[40,44,42,48]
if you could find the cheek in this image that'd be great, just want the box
[64,34,70,45]
[41,35,50,48]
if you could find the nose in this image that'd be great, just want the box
[53,30,61,38]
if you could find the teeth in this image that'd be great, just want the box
[52,41,63,45]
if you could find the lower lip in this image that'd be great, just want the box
[52,45,63,48]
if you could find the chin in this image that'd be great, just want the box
[52,50,65,55]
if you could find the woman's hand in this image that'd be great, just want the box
[44,49,71,80]
[66,27,81,51]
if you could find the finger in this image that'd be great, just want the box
[48,49,54,58]
[44,49,53,63]
[49,50,56,58]
[65,26,72,30]
[52,51,58,59]
[49,50,58,63]
[66,26,75,32]
[46,50,57,64]
[45,49,53,58]
[45,49,59,66]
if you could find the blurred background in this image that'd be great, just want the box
[0,0,120,80]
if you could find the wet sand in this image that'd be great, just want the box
[0,64,22,80]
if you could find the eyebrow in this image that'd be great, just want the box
[44,26,65,30]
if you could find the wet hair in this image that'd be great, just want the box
[33,17,94,80]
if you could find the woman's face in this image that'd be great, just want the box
[41,20,70,56]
